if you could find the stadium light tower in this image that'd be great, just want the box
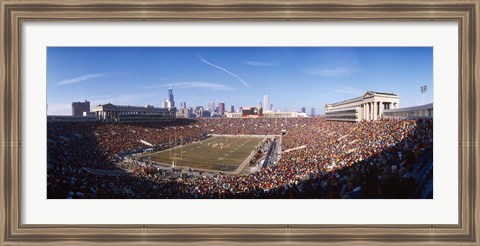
[420,85,427,105]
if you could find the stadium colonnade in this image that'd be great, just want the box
[325,91,432,122]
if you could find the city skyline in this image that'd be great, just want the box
[47,47,433,115]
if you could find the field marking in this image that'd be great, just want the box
[138,136,265,173]
[233,137,268,174]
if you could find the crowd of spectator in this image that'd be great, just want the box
[198,117,309,135]
[94,119,206,159]
[47,117,433,199]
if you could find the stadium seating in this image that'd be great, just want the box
[47,117,433,199]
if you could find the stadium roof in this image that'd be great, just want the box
[326,91,399,107]
[365,91,398,96]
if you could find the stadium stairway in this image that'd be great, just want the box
[410,150,433,199]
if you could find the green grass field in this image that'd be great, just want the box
[141,136,265,172]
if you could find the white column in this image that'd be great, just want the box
[376,102,379,119]
[372,101,376,120]
[368,102,372,121]
[370,102,373,121]
[379,102,384,118]
[367,103,370,121]
[373,102,376,120]
[362,103,366,119]
[365,104,368,121]
[379,101,382,118]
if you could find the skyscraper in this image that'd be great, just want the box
[72,100,90,116]
[218,102,225,115]
[180,101,187,108]
[194,106,205,118]
[311,108,315,116]
[168,87,175,108]
[301,107,306,113]
[208,101,215,113]
[263,95,269,112]
[230,105,235,113]
[176,107,193,119]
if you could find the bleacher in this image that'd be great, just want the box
[410,150,433,198]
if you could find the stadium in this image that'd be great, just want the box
[47,108,433,199]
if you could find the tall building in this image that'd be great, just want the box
[301,107,306,113]
[270,104,273,111]
[168,87,175,108]
[230,105,235,113]
[208,101,215,113]
[180,101,187,108]
[311,108,316,116]
[72,100,90,116]
[263,95,269,112]
[218,102,225,115]
[176,107,193,119]
[194,106,205,117]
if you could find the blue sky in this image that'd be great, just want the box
[47,47,433,115]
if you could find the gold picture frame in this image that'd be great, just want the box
[1,0,479,245]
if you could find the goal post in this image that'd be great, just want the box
[169,135,183,160]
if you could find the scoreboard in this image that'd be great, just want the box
[242,107,263,118]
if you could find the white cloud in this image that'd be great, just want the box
[244,61,277,67]
[146,82,234,91]
[198,55,250,88]
[56,73,109,86]
[304,68,355,78]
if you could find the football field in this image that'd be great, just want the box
[140,136,265,172]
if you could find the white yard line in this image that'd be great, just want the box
[233,137,267,175]
[136,136,267,175]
